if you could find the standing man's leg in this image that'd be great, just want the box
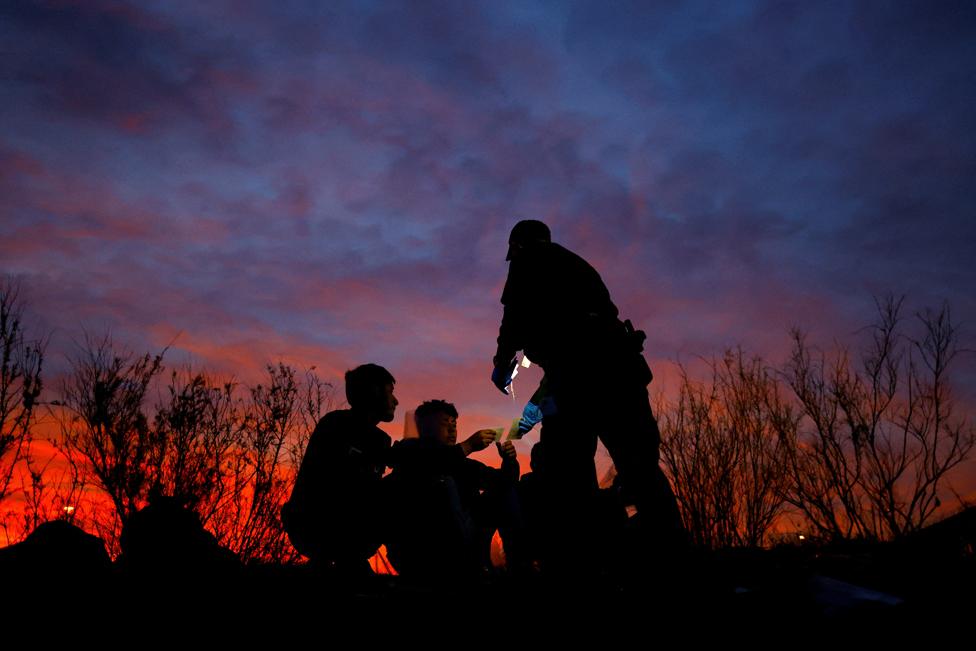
[539,368,601,578]
[598,379,686,556]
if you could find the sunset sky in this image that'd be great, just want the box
[1,0,974,492]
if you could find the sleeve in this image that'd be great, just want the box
[388,439,466,476]
[290,414,339,511]
[473,456,520,490]
[500,454,520,484]
[495,263,531,365]
[495,304,522,366]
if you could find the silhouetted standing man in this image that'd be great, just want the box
[491,220,684,576]
[282,363,397,578]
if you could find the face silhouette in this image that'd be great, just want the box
[506,239,526,261]
[376,382,398,422]
[420,411,458,446]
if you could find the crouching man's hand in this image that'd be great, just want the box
[496,440,517,461]
[460,429,496,456]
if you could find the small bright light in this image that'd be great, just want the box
[63,506,75,514]
[798,534,806,540]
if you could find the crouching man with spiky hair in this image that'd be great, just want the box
[385,399,522,583]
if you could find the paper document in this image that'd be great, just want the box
[491,419,524,442]
[508,355,532,401]
[506,418,524,441]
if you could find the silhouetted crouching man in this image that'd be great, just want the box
[515,441,548,570]
[385,400,521,582]
[282,364,397,578]
[516,441,629,575]
[0,520,112,593]
[118,491,241,589]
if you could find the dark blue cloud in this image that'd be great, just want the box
[0,0,973,407]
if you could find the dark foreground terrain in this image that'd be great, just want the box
[4,534,972,645]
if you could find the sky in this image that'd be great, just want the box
[1,0,975,489]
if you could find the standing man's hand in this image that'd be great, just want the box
[460,429,496,456]
[517,400,543,435]
[491,357,518,394]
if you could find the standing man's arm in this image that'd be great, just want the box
[495,297,524,368]
[492,267,529,394]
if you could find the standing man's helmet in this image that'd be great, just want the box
[506,220,551,260]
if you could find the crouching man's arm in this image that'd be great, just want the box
[496,441,520,483]
[459,429,496,457]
